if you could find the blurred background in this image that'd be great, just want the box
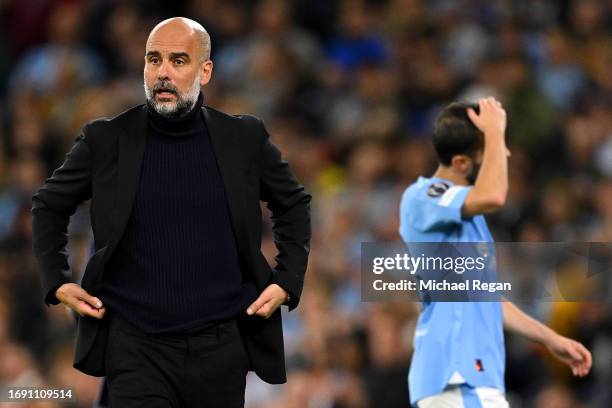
[0,0,611,407]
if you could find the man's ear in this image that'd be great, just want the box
[451,155,471,175]
[200,60,213,86]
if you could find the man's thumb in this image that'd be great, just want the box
[247,298,264,315]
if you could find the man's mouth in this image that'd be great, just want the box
[156,90,176,99]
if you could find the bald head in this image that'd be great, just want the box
[147,17,211,62]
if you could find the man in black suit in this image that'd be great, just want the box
[32,17,311,407]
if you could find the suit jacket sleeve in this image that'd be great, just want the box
[31,128,93,306]
[257,119,311,311]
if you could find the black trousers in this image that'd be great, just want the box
[104,314,249,408]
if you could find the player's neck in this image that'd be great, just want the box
[432,165,469,186]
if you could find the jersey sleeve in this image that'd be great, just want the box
[406,185,472,232]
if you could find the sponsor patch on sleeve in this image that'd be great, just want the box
[427,182,450,197]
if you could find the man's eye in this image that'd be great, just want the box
[150,58,159,64]
[175,59,185,65]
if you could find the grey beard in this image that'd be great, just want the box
[146,95,197,119]
[144,75,202,119]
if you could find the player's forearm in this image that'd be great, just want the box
[472,132,508,207]
[502,301,557,345]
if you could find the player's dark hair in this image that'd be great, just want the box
[433,102,484,166]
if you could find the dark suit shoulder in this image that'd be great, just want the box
[203,106,264,130]
[202,107,268,158]
[84,104,145,130]
[81,104,146,144]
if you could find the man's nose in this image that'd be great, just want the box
[158,60,170,77]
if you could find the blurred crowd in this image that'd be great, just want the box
[0,0,611,407]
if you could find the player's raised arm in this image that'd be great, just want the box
[462,97,510,217]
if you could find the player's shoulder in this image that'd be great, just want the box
[403,177,449,202]
[402,177,472,209]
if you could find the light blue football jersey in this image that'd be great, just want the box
[399,176,505,405]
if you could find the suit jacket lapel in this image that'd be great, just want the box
[112,105,148,247]
[202,106,249,257]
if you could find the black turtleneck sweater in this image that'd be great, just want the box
[98,94,257,334]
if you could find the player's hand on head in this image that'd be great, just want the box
[55,283,106,319]
[547,334,592,377]
[467,97,507,137]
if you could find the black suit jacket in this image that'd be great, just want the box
[31,104,311,384]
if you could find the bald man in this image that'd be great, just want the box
[32,17,311,407]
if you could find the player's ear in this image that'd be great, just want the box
[451,154,470,174]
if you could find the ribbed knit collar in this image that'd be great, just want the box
[147,92,204,138]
